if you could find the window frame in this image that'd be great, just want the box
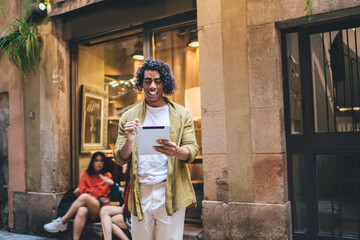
[282,19,360,240]
[70,11,198,186]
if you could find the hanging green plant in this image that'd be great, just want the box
[304,0,314,22]
[0,17,40,79]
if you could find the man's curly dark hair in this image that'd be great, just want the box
[135,57,176,95]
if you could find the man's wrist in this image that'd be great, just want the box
[174,146,180,158]
[124,137,134,145]
[175,146,190,161]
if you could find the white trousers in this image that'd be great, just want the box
[131,181,186,240]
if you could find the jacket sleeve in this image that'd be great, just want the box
[113,113,132,166]
[180,110,199,163]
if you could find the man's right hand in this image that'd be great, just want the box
[123,118,140,142]
[119,118,140,160]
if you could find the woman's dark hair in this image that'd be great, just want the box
[86,152,111,176]
[135,57,176,94]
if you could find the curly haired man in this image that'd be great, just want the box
[113,57,199,240]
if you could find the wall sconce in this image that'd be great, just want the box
[187,36,199,48]
[131,49,144,61]
[30,2,48,17]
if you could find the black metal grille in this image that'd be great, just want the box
[310,29,360,133]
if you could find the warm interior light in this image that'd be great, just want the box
[337,106,360,112]
[188,40,199,48]
[131,49,144,61]
[109,80,119,87]
[185,87,201,120]
[132,54,145,61]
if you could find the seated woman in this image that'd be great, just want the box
[99,169,131,240]
[44,152,112,240]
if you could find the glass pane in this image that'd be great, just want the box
[153,24,203,221]
[311,28,360,133]
[77,33,145,177]
[286,33,303,135]
[316,154,359,236]
[153,24,202,156]
[292,154,307,233]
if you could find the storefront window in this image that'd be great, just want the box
[76,23,202,210]
[77,33,145,180]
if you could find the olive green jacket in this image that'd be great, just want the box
[113,98,198,221]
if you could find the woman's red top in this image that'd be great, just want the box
[78,171,112,201]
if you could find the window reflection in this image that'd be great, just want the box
[286,33,303,135]
[310,28,360,133]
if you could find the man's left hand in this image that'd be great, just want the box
[154,139,190,161]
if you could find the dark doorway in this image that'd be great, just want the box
[0,92,9,229]
[283,22,360,240]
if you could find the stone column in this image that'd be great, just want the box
[0,93,9,228]
[22,17,71,233]
[197,0,228,237]
[198,0,291,239]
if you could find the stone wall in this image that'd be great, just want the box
[198,0,360,239]
[0,0,72,233]
[0,0,27,230]
[0,93,9,229]
[22,16,71,233]
[24,17,71,194]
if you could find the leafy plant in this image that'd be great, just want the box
[304,0,314,22]
[0,17,40,79]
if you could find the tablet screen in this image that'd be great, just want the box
[136,126,170,155]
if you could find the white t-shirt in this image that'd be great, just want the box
[138,104,170,184]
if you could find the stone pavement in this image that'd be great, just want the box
[0,223,203,240]
[0,230,56,240]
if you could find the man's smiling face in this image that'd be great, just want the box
[142,69,166,107]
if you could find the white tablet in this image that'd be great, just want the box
[136,126,170,155]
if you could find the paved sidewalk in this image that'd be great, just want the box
[0,230,56,240]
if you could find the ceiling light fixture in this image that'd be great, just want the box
[187,36,199,48]
[131,49,144,60]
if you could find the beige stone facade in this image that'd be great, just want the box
[1,0,360,239]
[198,0,360,239]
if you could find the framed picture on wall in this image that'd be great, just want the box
[81,85,108,153]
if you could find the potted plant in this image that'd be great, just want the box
[0,16,40,79]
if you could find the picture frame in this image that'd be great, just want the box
[80,85,108,153]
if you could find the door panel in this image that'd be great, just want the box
[283,23,360,240]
